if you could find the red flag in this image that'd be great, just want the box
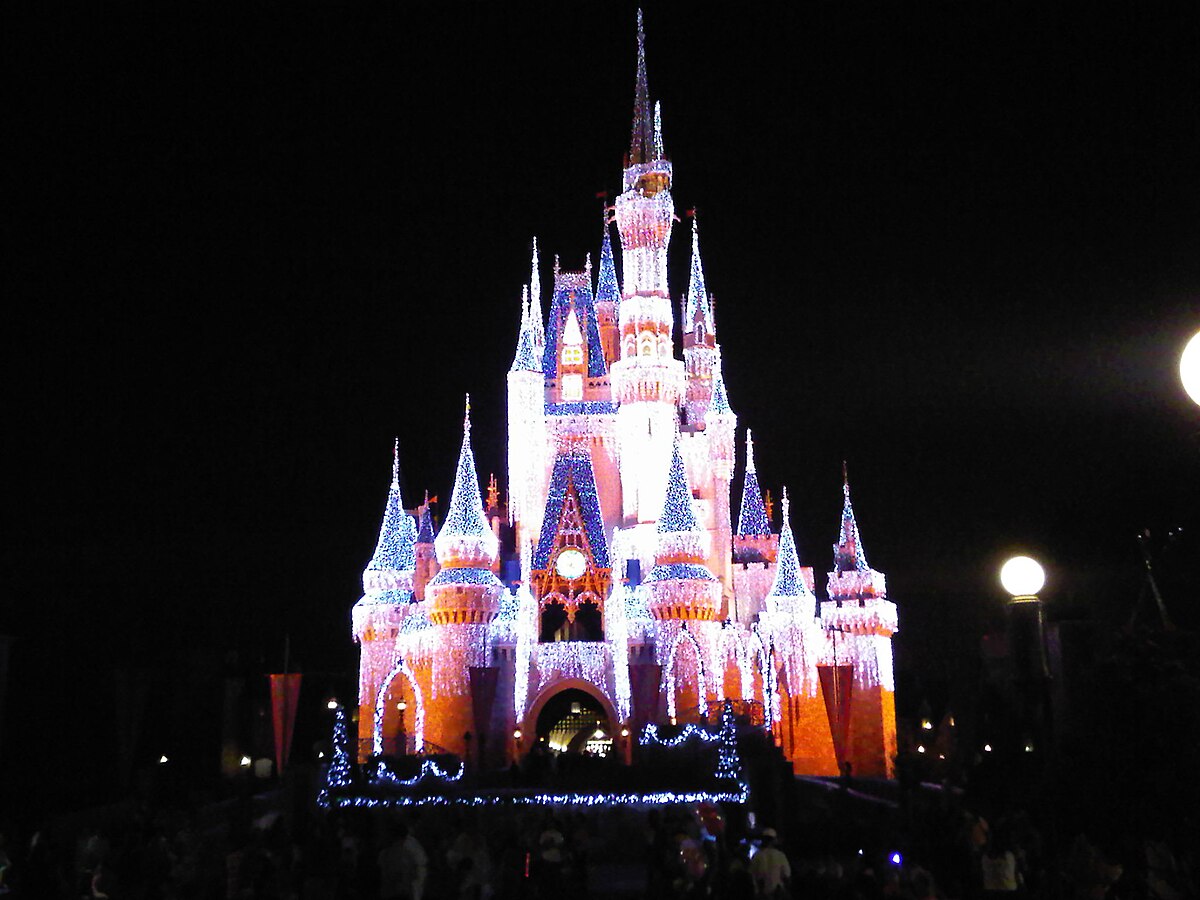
[269,673,302,775]
[818,665,854,767]
[594,190,608,200]
[427,495,438,505]
[685,208,697,217]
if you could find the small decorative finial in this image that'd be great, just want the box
[764,488,774,525]
[781,485,790,522]
[553,253,561,276]
[464,394,472,433]
[585,251,592,278]
[392,436,400,486]
[842,460,850,496]
[746,429,756,474]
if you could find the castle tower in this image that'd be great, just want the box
[413,495,438,601]
[508,283,546,559]
[424,398,505,756]
[732,430,780,625]
[763,489,838,775]
[819,469,898,777]
[681,218,719,431]
[595,218,621,367]
[647,440,722,722]
[542,267,609,406]
[610,11,685,526]
[703,364,737,608]
[352,440,418,760]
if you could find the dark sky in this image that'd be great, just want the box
[7,4,1199,790]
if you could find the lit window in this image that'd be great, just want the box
[562,374,583,401]
[562,346,583,367]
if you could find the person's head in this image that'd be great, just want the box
[761,827,778,847]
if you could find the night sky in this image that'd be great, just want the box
[7,5,1199,797]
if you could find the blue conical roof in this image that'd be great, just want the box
[437,399,492,542]
[768,488,813,600]
[684,218,714,332]
[657,440,701,533]
[833,468,870,572]
[596,223,620,312]
[736,430,770,537]
[710,366,732,416]
[366,439,416,573]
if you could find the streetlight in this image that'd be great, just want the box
[1180,329,1200,407]
[1000,555,1045,600]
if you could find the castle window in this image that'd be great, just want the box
[562,374,583,401]
[562,345,583,367]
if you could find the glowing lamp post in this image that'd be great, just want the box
[1000,555,1051,756]
[1000,555,1045,601]
[1182,329,1200,407]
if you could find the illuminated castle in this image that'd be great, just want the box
[351,14,897,779]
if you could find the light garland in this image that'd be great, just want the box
[322,783,749,810]
[374,756,464,786]
[639,722,720,747]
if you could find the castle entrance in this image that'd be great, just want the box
[534,687,613,756]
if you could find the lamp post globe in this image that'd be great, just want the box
[1000,555,1045,598]
[1182,329,1200,407]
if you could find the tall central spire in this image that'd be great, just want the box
[629,9,655,166]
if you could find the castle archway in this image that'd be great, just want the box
[525,679,618,757]
[374,657,424,755]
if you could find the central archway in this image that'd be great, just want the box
[525,679,618,757]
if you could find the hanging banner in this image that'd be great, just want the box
[818,664,854,766]
[269,673,302,775]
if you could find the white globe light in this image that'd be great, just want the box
[1000,556,1045,597]
[1181,329,1200,407]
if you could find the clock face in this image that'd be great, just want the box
[555,548,587,580]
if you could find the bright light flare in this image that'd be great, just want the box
[1000,556,1045,597]
[1182,330,1200,407]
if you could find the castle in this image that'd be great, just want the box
[350,14,897,780]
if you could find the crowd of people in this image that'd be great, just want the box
[0,776,1194,898]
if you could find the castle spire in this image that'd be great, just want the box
[434,395,499,563]
[629,9,655,166]
[737,429,770,537]
[510,285,540,373]
[363,438,417,589]
[658,438,701,534]
[768,487,814,604]
[595,217,620,310]
[530,238,545,348]
[709,364,733,417]
[833,462,870,572]
[685,216,713,332]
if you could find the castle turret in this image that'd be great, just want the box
[508,284,546,557]
[352,440,418,760]
[595,218,621,367]
[425,399,505,755]
[819,468,898,777]
[413,494,438,601]
[647,439,722,722]
[610,11,685,525]
[761,488,839,774]
[731,429,780,626]
[682,218,719,430]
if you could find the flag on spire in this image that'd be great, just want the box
[737,430,771,537]
[833,464,870,572]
